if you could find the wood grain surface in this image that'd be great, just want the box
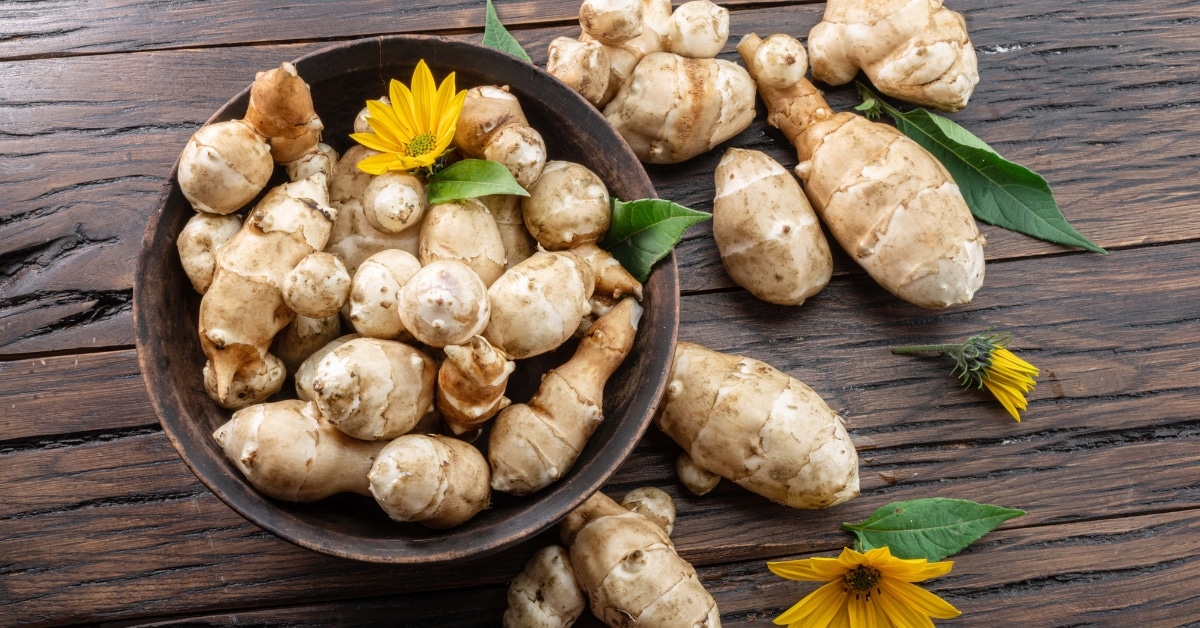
[2,0,1199,625]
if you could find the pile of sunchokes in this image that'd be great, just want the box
[175,60,647,532]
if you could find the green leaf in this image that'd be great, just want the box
[482,0,532,63]
[843,497,1025,562]
[426,159,529,204]
[856,83,1105,254]
[600,198,710,282]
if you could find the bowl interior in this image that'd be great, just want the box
[135,35,678,563]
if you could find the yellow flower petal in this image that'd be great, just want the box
[389,79,419,136]
[349,132,401,154]
[769,557,852,581]
[774,580,847,627]
[879,580,961,620]
[410,60,436,132]
[355,152,401,175]
[366,99,411,144]
[875,557,954,583]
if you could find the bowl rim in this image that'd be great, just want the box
[134,34,679,564]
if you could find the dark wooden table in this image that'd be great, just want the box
[4,1,1199,625]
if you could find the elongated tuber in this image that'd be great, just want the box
[712,147,832,306]
[561,491,720,627]
[368,434,491,529]
[213,399,386,502]
[739,33,985,309]
[504,545,587,628]
[605,52,756,164]
[480,194,538,269]
[656,341,859,509]
[489,298,641,495]
[437,335,515,435]
[199,174,336,406]
[808,0,979,112]
[310,337,436,440]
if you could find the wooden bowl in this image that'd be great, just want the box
[134,35,678,564]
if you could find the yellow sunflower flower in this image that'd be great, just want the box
[769,546,961,628]
[351,60,466,174]
[893,330,1039,422]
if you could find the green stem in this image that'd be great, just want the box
[892,344,962,355]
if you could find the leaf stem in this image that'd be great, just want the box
[892,344,961,355]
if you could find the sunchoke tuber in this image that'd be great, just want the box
[213,399,386,502]
[561,491,720,627]
[454,86,547,188]
[739,33,985,309]
[310,337,436,441]
[489,298,641,495]
[483,251,595,360]
[437,335,515,435]
[656,342,860,509]
[503,545,587,628]
[368,434,491,529]
[398,260,492,348]
[178,119,273,215]
[712,147,832,306]
[808,0,979,112]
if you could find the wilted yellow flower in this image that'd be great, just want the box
[351,60,466,174]
[893,330,1039,421]
[769,546,961,628]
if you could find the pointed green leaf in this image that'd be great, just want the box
[482,0,532,63]
[856,83,1104,254]
[843,497,1025,562]
[426,159,528,204]
[601,198,710,282]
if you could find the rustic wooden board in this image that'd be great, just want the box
[3,0,1199,356]
[4,242,1200,624]
[0,0,804,61]
[0,349,152,441]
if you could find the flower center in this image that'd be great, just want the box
[843,566,881,593]
[405,133,437,157]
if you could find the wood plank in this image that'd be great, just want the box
[3,0,1199,354]
[0,0,806,62]
[0,350,151,441]
[37,508,1200,626]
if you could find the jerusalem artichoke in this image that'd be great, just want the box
[489,298,641,495]
[177,119,273,215]
[213,399,386,502]
[656,342,860,509]
[503,546,587,628]
[561,491,720,627]
[712,147,832,306]
[368,434,491,529]
[453,86,547,188]
[398,260,492,348]
[604,52,756,164]
[483,251,595,360]
[243,62,324,162]
[437,335,515,435]
[808,0,979,112]
[739,33,985,309]
[310,337,437,441]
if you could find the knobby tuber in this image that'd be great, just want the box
[483,251,595,360]
[605,51,756,164]
[310,337,437,441]
[503,545,587,628]
[347,249,423,340]
[489,298,641,495]
[454,85,548,188]
[620,487,676,536]
[739,33,985,309]
[398,259,492,348]
[368,434,491,529]
[561,491,720,627]
[178,119,273,215]
[244,62,325,162]
[808,0,979,112]
[437,335,515,435]
[177,212,242,294]
[419,199,508,287]
[656,342,860,509]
